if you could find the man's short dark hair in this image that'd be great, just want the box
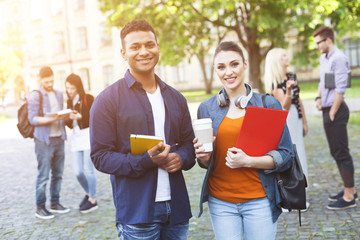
[313,26,335,42]
[120,20,157,48]
[39,66,54,78]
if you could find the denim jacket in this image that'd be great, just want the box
[27,87,66,144]
[197,86,294,223]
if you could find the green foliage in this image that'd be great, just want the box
[0,44,22,93]
[98,0,360,90]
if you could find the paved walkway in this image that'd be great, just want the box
[0,99,359,239]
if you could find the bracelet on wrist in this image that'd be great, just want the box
[285,94,292,98]
[315,96,321,101]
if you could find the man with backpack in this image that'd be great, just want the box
[27,66,70,219]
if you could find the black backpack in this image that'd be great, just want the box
[17,90,43,138]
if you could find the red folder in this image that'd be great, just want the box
[235,106,288,156]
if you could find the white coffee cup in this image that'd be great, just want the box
[193,118,213,152]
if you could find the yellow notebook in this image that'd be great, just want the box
[130,134,164,155]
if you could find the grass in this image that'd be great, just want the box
[0,114,7,123]
[181,89,220,103]
[298,77,360,100]
[349,111,360,126]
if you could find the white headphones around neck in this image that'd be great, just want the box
[217,83,253,109]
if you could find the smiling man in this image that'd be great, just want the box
[89,20,195,239]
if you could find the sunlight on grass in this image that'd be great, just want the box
[299,78,360,100]
[349,112,360,126]
[0,114,7,123]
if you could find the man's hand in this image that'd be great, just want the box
[315,98,322,111]
[148,142,170,166]
[160,153,183,173]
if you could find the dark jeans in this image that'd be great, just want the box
[35,137,65,206]
[116,201,189,240]
[322,102,354,187]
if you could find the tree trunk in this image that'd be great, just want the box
[246,43,263,92]
[235,25,264,92]
[198,55,212,94]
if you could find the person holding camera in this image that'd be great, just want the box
[263,48,309,210]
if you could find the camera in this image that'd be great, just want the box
[286,72,297,81]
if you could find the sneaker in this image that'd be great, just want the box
[327,198,356,210]
[79,195,89,208]
[80,200,98,214]
[35,206,54,220]
[328,191,358,202]
[49,203,70,214]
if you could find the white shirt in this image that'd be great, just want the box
[48,91,61,137]
[146,85,171,202]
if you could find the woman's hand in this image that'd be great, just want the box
[69,112,82,120]
[303,119,308,136]
[225,147,251,168]
[286,80,296,90]
[193,137,213,166]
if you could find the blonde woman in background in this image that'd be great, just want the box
[263,48,309,210]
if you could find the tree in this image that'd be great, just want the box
[98,0,360,92]
[0,44,22,101]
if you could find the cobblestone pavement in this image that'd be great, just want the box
[1,101,359,239]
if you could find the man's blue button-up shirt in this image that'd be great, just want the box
[90,70,195,225]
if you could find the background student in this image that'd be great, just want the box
[65,73,97,213]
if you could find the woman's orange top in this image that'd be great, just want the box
[208,116,266,203]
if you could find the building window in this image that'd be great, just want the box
[77,27,88,50]
[51,0,64,16]
[79,68,90,91]
[344,38,360,67]
[173,62,188,83]
[54,31,65,54]
[103,65,114,87]
[34,36,43,57]
[100,23,112,47]
[74,0,85,11]
[31,0,41,20]
[55,70,66,92]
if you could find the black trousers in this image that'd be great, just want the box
[322,102,354,187]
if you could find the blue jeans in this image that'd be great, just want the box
[35,137,65,206]
[71,149,96,198]
[116,201,189,240]
[208,195,277,240]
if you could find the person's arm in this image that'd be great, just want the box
[27,91,67,126]
[315,84,322,111]
[329,92,343,121]
[272,80,295,111]
[329,55,348,121]
[194,102,213,169]
[90,93,157,177]
[299,98,308,136]
[226,148,275,169]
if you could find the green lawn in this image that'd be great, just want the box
[0,114,7,123]
[298,77,360,100]
[349,111,360,127]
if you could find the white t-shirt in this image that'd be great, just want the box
[146,85,171,202]
[48,91,61,137]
